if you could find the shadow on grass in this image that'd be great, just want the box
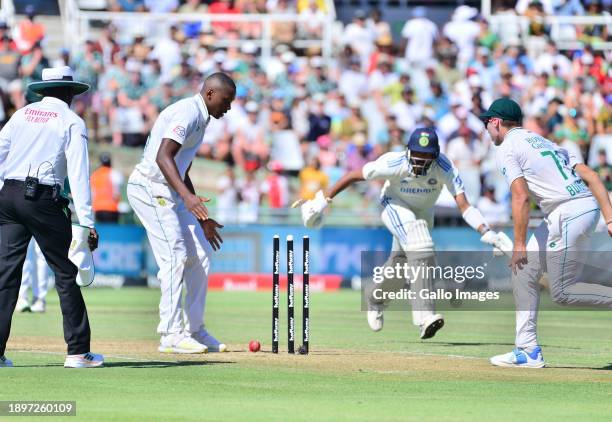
[17,361,235,369]
[425,342,581,351]
[103,360,235,369]
[551,363,612,371]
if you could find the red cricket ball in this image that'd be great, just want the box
[249,340,261,353]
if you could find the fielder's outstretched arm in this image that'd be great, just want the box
[574,163,612,236]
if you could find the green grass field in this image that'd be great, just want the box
[3,288,612,421]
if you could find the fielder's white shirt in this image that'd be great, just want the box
[362,151,465,212]
[136,94,211,183]
[0,96,94,227]
[496,127,592,215]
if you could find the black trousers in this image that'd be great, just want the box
[0,180,91,356]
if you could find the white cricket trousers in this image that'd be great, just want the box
[514,196,612,348]
[379,196,435,327]
[19,239,50,301]
[127,169,212,336]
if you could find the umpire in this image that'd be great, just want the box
[0,66,103,368]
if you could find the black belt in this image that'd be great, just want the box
[3,179,56,193]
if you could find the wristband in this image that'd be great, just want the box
[462,206,490,232]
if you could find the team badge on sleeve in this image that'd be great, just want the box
[173,125,186,138]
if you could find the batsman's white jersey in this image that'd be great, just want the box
[363,151,464,229]
[362,151,464,326]
[127,94,213,336]
[496,128,612,349]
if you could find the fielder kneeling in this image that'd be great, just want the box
[293,128,512,339]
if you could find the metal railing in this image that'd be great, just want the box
[63,0,337,61]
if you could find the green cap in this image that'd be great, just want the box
[479,97,523,122]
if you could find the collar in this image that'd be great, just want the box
[40,96,69,108]
[195,94,210,126]
[502,126,523,143]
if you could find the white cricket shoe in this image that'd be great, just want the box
[0,355,13,367]
[191,329,228,352]
[16,297,30,312]
[159,334,208,354]
[30,299,46,313]
[419,314,445,340]
[367,310,384,332]
[490,347,546,368]
[64,352,104,368]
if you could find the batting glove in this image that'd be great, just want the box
[291,190,331,229]
[481,230,514,257]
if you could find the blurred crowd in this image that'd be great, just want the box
[0,1,610,225]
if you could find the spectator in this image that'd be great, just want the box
[268,0,296,44]
[338,56,368,105]
[261,161,290,209]
[544,97,564,134]
[335,102,367,142]
[306,57,335,95]
[342,10,374,65]
[477,186,510,227]
[0,35,20,91]
[114,60,148,147]
[15,5,45,53]
[108,0,145,12]
[400,7,438,69]
[306,94,331,142]
[91,153,124,223]
[436,55,462,93]
[109,0,146,12]
[209,0,241,36]
[446,120,486,204]
[555,0,585,16]
[593,149,612,191]
[390,87,421,133]
[216,167,239,224]
[237,171,260,224]
[476,17,499,51]
[179,0,207,13]
[534,41,572,78]
[345,132,376,172]
[144,0,178,12]
[149,25,182,81]
[269,108,304,175]
[299,156,328,201]
[233,101,268,172]
[20,42,49,87]
[72,40,103,95]
[299,0,326,39]
[443,6,480,68]
[366,9,391,42]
